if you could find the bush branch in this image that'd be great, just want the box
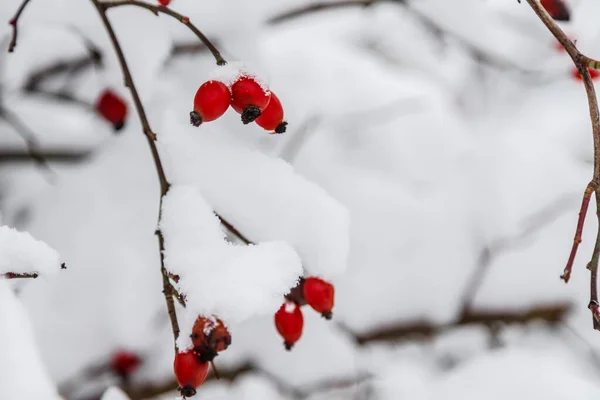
[99,0,226,65]
[523,0,600,331]
[89,0,182,350]
[8,0,31,53]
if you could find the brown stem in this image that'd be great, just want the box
[218,215,252,245]
[99,0,226,66]
[563,184,595,282]
[1,272,38,279]
[89,0,180,350]
[7,0,31,53]
[524,0,600,330]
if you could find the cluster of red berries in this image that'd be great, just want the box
[274,277,335,350]
[541,0,570,21]
[173,316,231,398]
[190,75,287,134]
[95,89,128,131]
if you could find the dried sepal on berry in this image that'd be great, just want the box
[191,316,231,362]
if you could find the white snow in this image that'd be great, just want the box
[158,121,351,280]
[158,185,302,349]
[0,225,61,276]
[0,282,59,398]
[208,61,271,92]
[100,386,131,400]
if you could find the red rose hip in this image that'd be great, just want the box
[231,76,271,124]
[111,351,140,378]
[174,350,209,398]
[255,92,287,134]
[274,301,304,350]
[158,0,171,5]
[303,277,335,320]
[190,80,231,127]
[541,0,570,21]
[96,89,128,131]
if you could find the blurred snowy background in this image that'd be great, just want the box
[2,0,600,399]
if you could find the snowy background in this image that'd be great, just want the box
[2,0,600,399]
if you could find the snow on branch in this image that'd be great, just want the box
[159,186,302,349]
[159,127,350,280]
[0,225,62,278]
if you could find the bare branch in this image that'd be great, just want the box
[1,272,38,279]
[523,0,600,331]
[8,0,31,53]
[99,0,226,66]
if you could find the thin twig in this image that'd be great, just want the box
[0,149,91,164]
[563,183,595,282]
[1,272,38,279]
[219,215,252,245]
[523,0,600,331]
[89,0,181,349]
[8,0,31,53]
[99,0,226,66]
[0,108,57,181]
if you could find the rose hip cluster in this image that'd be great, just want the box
[190,75,287,134]
[274,277,335,351]
[173,316,231,398]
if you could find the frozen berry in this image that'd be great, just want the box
[111,351,140,378]
[174,350,209,398]
[190,80,231,127]
[96,89,128,131]
[541,0,570,21]
[275,301,304,350]
[191,316,231,362]
[571,66,600,81]
[231,76,271,124]
[255,92,287,134]
[303,277,334,320]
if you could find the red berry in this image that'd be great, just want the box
[191,316,231,362]
[571,67,600,81]
[158,0,171,5]
[541,0,570,21]
[111,351,140,378]
[190,80,231,127]
[274,301,304,350]
[96,89,128,131]
[255,92,287,134]
[231,76,271,124]
[174,350,209,398]
[302,277,335,320]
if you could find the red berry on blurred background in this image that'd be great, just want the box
[190,80,231,127]
[275,301,304,350]
[191,316,231,362]
[302,277,335,320]
[158,0,171,6]
[571,66,600,81]
[541,0,570,21]
[174,350,209,398]
[111,351,140,379]
[255,92,287,134]
[96,89,128,131]
[231,76,271,124]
